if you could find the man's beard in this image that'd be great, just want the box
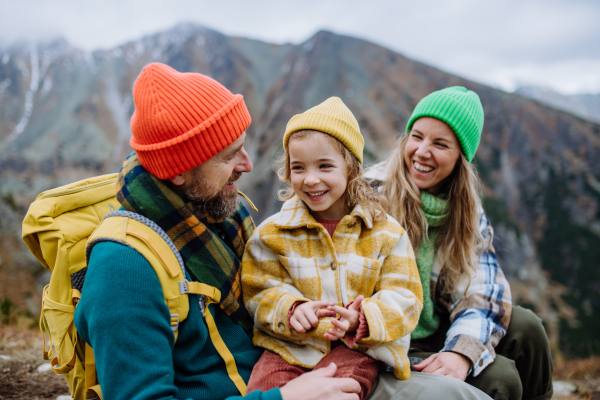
[184,171,241,219]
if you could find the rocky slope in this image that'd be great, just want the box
[0,23,598,359]
[515,85,600,124]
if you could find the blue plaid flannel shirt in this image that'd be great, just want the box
[364,162,512,376]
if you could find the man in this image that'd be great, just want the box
[74,63,490,400]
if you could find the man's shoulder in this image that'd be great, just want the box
[88,240,153,271]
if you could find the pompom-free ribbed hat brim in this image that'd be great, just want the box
[130,63,251,179]
[406,86,484,162]
[283,97,364,164]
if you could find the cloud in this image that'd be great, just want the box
[0,0,598,94]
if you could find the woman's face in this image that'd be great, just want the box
[403,117,461,195]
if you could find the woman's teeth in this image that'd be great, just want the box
[414,162,433,172]
[308,191,327,197]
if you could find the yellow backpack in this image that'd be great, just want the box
[22,174,247,400]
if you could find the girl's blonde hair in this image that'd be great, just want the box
[277,130,387,221]
[381,134,484,294]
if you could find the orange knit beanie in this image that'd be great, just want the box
[130,63,251,179]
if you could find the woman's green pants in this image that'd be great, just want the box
[366,306,553,400]
[407,306,554,400]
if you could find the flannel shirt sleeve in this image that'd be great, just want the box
[241,225,315,342]
[440,213,512,377]
[355,221,423,346]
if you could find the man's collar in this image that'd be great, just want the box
[273,196,374,230]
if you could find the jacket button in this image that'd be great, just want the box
[330,262,337,271]
[478,359,483,367]
[278,322,286,332]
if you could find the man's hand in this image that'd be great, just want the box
[324,295,364,341]
[412,351,471,381]
[279,362,360,400]
[289,300,335,333]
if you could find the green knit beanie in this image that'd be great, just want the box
[406,86,484,162]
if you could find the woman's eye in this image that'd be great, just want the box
[436,143,448,148]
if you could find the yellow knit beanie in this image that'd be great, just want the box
[283,97,364,164]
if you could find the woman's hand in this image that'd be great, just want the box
[324,295,364,341]
[412,352,471,381]
[289,300,336,333]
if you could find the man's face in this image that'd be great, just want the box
[177,132,253,218]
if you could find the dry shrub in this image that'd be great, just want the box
[0,321,42,354]
[554,356,600,381]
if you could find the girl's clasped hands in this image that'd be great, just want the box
[289,295,365,341]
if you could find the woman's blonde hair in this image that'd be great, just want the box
[381,134,484,294]
[277,130,387,221]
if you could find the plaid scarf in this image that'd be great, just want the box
[116,153,255,331]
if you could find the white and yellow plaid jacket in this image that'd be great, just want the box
[242,196,423,379]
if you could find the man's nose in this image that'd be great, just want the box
[235,148,253,173]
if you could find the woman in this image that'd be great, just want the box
[364,87,553,400]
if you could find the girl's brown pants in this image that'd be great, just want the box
[247,345,379,400]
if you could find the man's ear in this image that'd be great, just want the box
[169,174,186,186]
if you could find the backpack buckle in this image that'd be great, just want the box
[170,314,179,332]
[199,295,206,316]
[179,280,189,294]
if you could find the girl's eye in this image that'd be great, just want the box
[320,164,333,169]
[291,165,303,171]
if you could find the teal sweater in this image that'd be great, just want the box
[74,242,281,400]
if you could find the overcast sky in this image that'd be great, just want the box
[1,0,599,95]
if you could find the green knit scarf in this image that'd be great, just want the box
[116,153,255,331]
[411,191,449,339]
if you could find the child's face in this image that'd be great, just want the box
[288,133,348,220]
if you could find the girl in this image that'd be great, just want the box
[365,86,553,400]
[241,97,423,399]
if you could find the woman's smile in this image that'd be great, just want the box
[413,160,435,174]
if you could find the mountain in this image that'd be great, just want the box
[1,22,599,359]
[515,85,600,123]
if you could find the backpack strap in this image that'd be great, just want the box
[180,281,247,396]
[85,343,103,399]
[87,211,189,337]
[86,211,247,396]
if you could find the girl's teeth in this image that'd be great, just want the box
[415,162,433,172]
[308,191,326,197]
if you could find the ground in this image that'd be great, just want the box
[0,323,70,400]
[0,323,599,400]
[553,357,600,400]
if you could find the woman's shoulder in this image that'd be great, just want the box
[475,207,493,232]
[363,161,389,182]
[475,207,495,252]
